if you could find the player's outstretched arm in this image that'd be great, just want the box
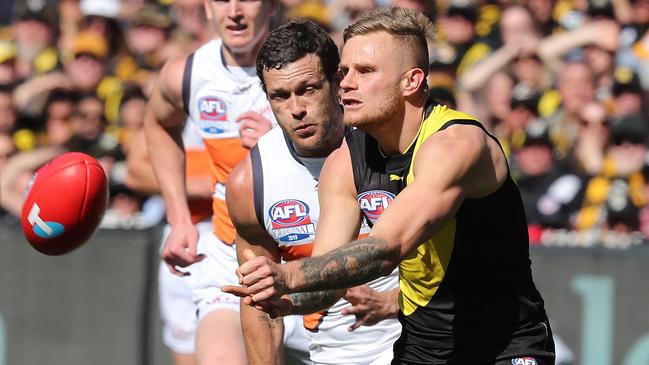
[283,141,367,316]
[228,124,508,305]
[144,55,202,275]
[226,155,285,365]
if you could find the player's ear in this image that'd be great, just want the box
[203,0,213,20]
[402,68,426,97]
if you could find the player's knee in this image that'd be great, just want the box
[195,309,246,365]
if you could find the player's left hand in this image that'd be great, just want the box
[237,111,273,149]
[222,248,290,305]
[341,285,399,331]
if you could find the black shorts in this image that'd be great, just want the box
[392,318,555,365]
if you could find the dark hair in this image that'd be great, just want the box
[42,88,80,121]
[256,19,339,91]
[119,84,146,111]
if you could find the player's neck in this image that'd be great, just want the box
[371,103,425,156]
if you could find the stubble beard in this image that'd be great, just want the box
[343,86,402,131]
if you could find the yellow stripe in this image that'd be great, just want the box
[399,105,479,315]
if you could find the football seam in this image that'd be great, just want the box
[79,158,91,223]
[25,154,96,202]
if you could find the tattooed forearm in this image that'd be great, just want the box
[256,314,283,329]
[288,289,345,314]
[296,236,398,292]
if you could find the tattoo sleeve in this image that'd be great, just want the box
[288,289,344,314]
[294,236,398,293]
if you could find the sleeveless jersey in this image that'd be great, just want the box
[252,127,401,364]
[184,38,276,243]
[347,101,551,363]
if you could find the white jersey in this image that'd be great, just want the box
[184,38,276,243]
[253,127,401,364]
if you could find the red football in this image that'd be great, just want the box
[21,152,108,255]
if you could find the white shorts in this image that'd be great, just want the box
[189,229,311,363]
[190,229,241,318]
[158,221,213,354]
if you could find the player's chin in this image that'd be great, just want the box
[343,116,365,128]
[293,135,320,152]
[223,36,255,52]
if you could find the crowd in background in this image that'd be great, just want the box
[0,0,647,248]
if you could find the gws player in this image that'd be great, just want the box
[226,20,401,365]
[144,0,309,364]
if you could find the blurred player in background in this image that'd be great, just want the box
[227,20,401,365]
[144,0,309,364]
[127,121,212,365]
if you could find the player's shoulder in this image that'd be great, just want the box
[320,140,354,192]
[227,153,253,197]
[156,54,191,103]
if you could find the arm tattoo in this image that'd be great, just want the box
[288,290,343,314]
[256,314,283,329]
[296,236,397,292]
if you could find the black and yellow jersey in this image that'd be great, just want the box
[347,99,553,363]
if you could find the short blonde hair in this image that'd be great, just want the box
[343,7,434,74]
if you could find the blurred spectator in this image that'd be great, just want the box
[575,114,649,235]
[573,101,610,175]
[611,66,646,118]
[547,61,597,162]
[457,5,545,121]
[0,40,17,84]
[117,85,147,155]
[462,71,514,130]
[458,4,540,80]
[121,2,175,93]
[66,31,111,93]
[0,133,15,169]
[512,121,584,244]
[430,0,477,88]
[327,0,378,45]
[527,0,560,36]
[0,83,15,135]
[10,1,59,81]
[78,0,127,64]
[66,92,120,161]
[496,83,542,155]
[13,31,123,124]
[12,88,78,151]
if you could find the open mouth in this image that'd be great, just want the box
[226,23,248,32]
[341,98,361,107]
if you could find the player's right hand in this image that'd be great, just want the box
[222,248,289,304]
[161,224,205,276]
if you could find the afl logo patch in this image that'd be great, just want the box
[269,200,315,243]
[357,190,395,221]
[270,200,310,226]
[198,96,227,121]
